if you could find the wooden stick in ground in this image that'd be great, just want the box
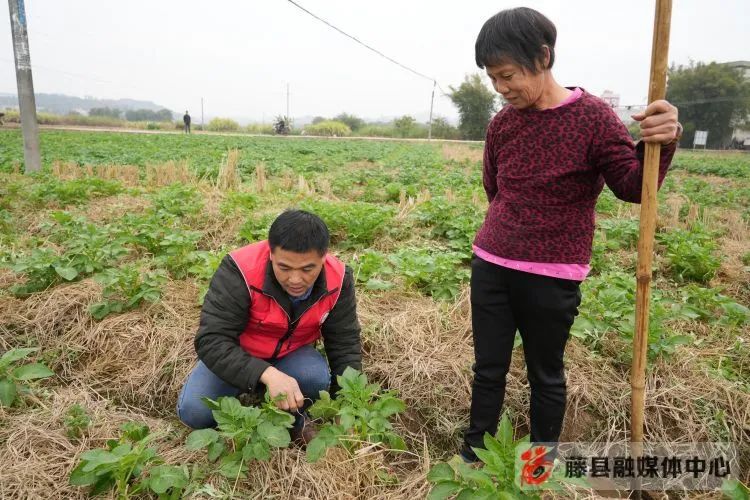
[631,0,672,495]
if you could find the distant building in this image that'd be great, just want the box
[724,61,750,148]
[725,60,750,79]
[600,90,620,108]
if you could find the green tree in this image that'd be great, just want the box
[124,108,174,122]
[667,62,750,148]
[89,107,122,119]
[155,108,174,122]
[333,112,365,132]
[448,74,497,140]
[393,115,416,138]
[430,116,460,140]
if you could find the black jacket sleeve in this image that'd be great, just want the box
[194,255,271,391]
[321,266,362,392]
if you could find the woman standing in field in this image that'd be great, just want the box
[462,7,682,462]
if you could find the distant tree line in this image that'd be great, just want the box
[308,112,461,139]
[88,107,174,122]
[666,61,750,148]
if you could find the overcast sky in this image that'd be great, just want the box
[1,0,748,123]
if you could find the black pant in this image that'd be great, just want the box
[464,256,581,449]
[184,123,191,133]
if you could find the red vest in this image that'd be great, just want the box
[229,241,345,360]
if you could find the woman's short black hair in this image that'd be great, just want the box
[475,7,557,73]
[268,209,330,255]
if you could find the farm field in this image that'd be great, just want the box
[0,128,748,499]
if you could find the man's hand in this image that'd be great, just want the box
[259,366,304,412]
[631,99,681,145]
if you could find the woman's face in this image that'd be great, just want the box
[485,61,546,110]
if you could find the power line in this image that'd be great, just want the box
[613,96,749,110]
[285,0,437,84]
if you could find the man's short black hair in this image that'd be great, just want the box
[475,7,557,73]
[268,209,329,255]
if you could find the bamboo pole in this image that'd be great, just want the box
[630,0,673,494]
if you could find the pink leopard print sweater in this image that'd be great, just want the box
[474,90,677,264]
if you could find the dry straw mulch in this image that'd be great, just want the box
[1,276,747,497]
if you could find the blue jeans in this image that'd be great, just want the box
[177,344,331,429]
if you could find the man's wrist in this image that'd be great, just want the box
[259,366,277,385]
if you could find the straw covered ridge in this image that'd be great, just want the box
[0,146,748,499]
[2,273,747,498]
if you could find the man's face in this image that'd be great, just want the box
[269,247,326,297]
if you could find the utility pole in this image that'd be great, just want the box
[201,97,204,130]
[286,83,290,119]
[428,80,436,141]
[8,0,40,173]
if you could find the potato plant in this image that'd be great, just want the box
[427,413,585,500]
[64,404,92,440]
[0,347,55,407]
[185,396,294,478]
[89,265,166,320]
[306,367,406,462]
[70,422,189,499]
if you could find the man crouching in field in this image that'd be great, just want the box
[177,209,362,444]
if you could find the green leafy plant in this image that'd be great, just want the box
[149,183,203,218]
[185,396,295,478]
[0,347,55,407]
[572,272,694,360]
[351,250,395,291]
[153,230,203,279]
[427,413,586,499]
[188,250,224,304]
[238,213,275,243]
[414,197,483,254]
[657,224,721,283]
[300,199,394,247]
[678,284,750,327]
[48,213,130,276]
[390,248,470,300]
[5,213,130,295]
[6,248,66,295]
[70,422,189,499]
[26,175,122,207]
[219,191,258,216]
[89,266,167,320]
[306,367,406,463]
[427,413,539,500]
[64,403,92,440]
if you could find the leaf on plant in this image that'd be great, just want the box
[207,440,225,462]
[146,464,189,495]
[120,422,149,442]
[377,397,406,417]
[722,478,750,500]
[88,302,111,320]
[0,379,18,407]
[386,433,406,451]
[0,348,39,369]
[218,457,246,479]
[12,363,54,381]
[55,265,79,281]
[257,421,291,448]
[68,461,101,486]
[497,413,513,449]
[427,481,462,500]
[186,428,219,450]
[79,449,120,472]
[305,436,331,463]
[426,462,455,483]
